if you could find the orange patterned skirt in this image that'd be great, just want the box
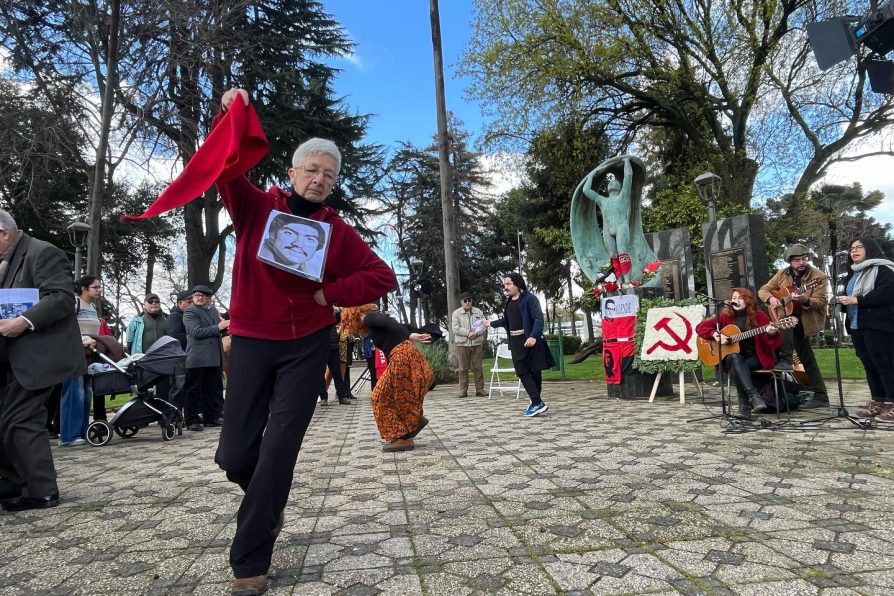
[371,341,434,442]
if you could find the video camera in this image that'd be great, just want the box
[808,0,894,92]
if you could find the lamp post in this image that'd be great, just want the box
[516,230,523,272]
[66,221,92,279]
[694,171,722,222]
[409,259,423,326]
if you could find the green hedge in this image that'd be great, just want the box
[417,341,457,383]
[544,334,583,355]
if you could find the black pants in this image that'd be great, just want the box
[365,356,378,390]
[0,366,58,498]
[724,353,761,395]
[215,328,328,578]
[184,366,223,425]
[45,383,61,434]
[779,323,828,400]
[852,328,894,402]
[519,370,543,404]
[320,347,349,399]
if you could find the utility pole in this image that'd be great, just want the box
[430,0,460,355]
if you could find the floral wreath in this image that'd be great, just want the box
[591,260,662,299]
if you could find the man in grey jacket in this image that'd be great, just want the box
[183,285,229,431]
[451,292,487,398]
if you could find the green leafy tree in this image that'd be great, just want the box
[381,123,515,323]
[462,0,894,206]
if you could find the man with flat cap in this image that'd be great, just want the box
[451,292,487,397]
[126,292,167,355]
[183,285,229,431]
[165,290,194,413]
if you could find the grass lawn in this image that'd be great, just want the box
[482,346,866,383]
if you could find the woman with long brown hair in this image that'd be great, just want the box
[696,287,782,419]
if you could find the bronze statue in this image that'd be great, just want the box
[571,155,660,287]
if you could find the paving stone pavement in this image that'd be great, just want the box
[2,378,893,595]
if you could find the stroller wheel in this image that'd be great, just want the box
[86,421,113,446]
[114,426,139,439]
[161,423,176,442]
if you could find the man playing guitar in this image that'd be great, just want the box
[758,244,829,409]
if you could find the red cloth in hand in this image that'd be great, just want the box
[123,100,268,221]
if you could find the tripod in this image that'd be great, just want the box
[687,293,754,427]
[351,365,372,394]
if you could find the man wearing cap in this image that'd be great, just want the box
[164,290,193,413]
[183,285,229,431]
[758,244,830,408]
[451,292,487,398]
[125,292,168,355]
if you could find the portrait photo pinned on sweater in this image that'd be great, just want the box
[257,210,331,282]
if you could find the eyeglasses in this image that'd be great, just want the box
[146,299,160,304]
[790,256,809,263]
[298,166,337,186]
[850,245,865,251]
[462,298,472,303]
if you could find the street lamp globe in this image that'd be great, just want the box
[694,172,722,222]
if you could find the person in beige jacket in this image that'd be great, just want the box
[451,292,487,397]
[758,244,829,408]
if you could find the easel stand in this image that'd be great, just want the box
[649,369,703,404]
[351,366,371,394]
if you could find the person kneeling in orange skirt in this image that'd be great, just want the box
[341,306,436,451]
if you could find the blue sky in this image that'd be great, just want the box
[323,0,483,150]
[320,0,894,227]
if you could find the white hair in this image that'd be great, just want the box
[291,138,342,175]
[0,210,18,232]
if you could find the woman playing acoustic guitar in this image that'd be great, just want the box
[696,288,783,420]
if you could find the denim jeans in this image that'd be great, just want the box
[60,376,91,443]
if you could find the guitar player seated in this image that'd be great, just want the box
[696,288,783,420]
[757,244,830,409]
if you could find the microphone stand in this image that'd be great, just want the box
[687,293,749,426]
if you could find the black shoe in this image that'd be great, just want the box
[800,398,831,409]
[204,420,223,427]
[475,391,487,397]
[2,493,59,512]
[338,397,353,405]
[187,423,204,432]
[347,393,358,400]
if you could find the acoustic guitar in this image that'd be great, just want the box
[767,276,823,322]
[697,316,798,366]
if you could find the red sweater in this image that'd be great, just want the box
[218,176,396,340]
[125,99,396,340]
[695,311,782,370]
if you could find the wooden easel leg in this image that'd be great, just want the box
[649,373,662,403]
[678,371,686,404]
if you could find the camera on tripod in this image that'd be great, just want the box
[807,0,894,93]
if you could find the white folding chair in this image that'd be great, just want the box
[488,343,521,399]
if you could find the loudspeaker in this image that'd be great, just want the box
[868,59,894,93]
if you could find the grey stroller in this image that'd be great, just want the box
[85,336,185,446]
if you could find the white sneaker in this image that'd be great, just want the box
[58,438,87,446]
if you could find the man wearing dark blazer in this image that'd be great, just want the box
[0,210,85,511]
[183,285,229,431]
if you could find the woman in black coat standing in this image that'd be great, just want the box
[836,237,894,421]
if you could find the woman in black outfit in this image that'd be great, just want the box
[836,237,894,421]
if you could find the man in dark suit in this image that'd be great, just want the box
[0,210,85,511]
[183,285,229,431]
